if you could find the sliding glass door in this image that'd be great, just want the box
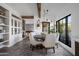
[67,15,71,47]
[56,14,71,47]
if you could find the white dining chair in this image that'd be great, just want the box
[42,33,56,53]
[55,33,59,48]
[29,32,42,50]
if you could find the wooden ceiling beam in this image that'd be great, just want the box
[21,16,34,19]
[37,3,41,18]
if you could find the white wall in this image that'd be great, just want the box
[25,16,42,32]
[43,3,79,55]
[57,4,79,55]
[25,19,34,24]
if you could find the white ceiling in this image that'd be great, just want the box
[41,3,71,21]
[6,3,71,20]
[42,3,67,16]
[6,3,38,16]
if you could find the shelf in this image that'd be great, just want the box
[0,15,8,19]
[0,33,9,35]
[0,6,9,48]
[0,40,8,45]
[0,24,9,27]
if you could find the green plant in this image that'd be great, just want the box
[50,28,55,33]
[48,26,49,33]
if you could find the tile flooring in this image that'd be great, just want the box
[0,39,73,56]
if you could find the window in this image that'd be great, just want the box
[18,28,20,34]
[11,28,13,35]
[11,19,13,26]
[15,20,17,27]
[18,22,20,27]
[15,28,17,34]
[56,14,71,47]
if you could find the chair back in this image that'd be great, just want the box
[42,33,56,48]
[29,32,42,45]
[55,33,59,42]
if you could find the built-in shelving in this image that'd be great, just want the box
[0,6,9,48]
[0,5,22,48]
[0,33,9,35]
[0,24,9,27]
[0,40,8,45]
[0,15,8,19]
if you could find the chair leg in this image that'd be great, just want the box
[32,47,34,51]
[56,43,58,48]
[53,47,55,53]
[30,44,34,51]
[45,48,47,54]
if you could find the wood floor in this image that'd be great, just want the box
[0,38,73,56]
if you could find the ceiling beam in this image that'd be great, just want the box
[37,3,41,18]
[22,16,34,19]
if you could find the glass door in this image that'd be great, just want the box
[59,18,66,44]
[42,22,50,34]
[56,14,71,47]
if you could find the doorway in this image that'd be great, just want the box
[42,22,50,34]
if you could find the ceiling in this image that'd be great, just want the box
[6,3,38,16]
[42,3,67,16]
[6,3,71,20]
[41,3,71,20]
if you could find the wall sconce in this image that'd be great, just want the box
[46,19,48,21]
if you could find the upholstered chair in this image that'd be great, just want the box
[42,33,56,53]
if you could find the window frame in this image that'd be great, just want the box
[56,14,71,47]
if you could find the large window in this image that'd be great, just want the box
[56,14,71,47]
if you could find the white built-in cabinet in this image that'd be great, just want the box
[0,6,9,48]
[11,15,22,35]
[0,5,22,48]
[9,14,22,47]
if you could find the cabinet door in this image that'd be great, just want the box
[75,41,79,56]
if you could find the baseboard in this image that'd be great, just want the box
[7,38,23,47]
